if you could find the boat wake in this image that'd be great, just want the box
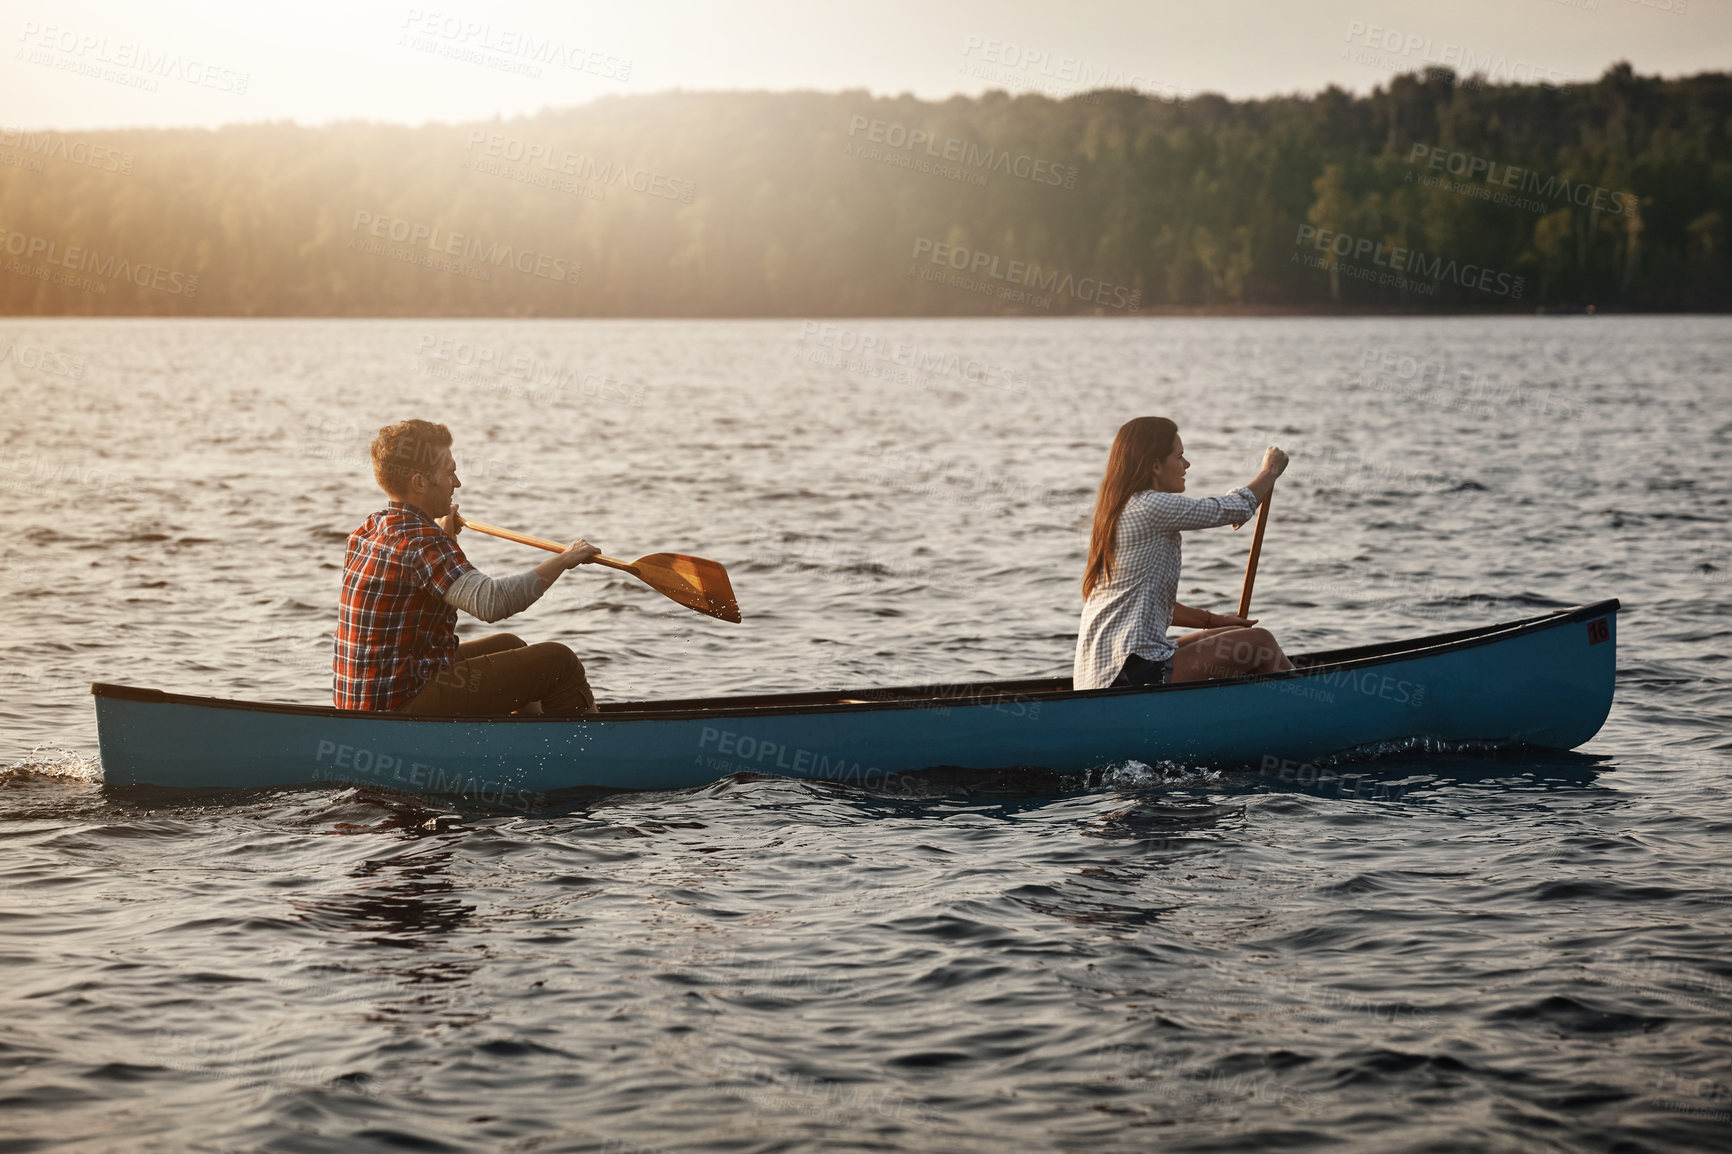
[1329,735,1535,762]
[1293,735,1607,771]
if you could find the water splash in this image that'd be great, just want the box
[1088,758,1223,789]
[0,744,101,784]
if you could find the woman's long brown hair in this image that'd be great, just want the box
[1082,417,1179,600]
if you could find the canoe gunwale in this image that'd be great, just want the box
[91,598,1620,725]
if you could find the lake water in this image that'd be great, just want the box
[2,316,1729,1152]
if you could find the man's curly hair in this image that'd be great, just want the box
[370,419,452,496]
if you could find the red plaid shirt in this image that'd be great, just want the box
[333,501,476,710]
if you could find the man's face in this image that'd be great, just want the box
[410,446,461,516]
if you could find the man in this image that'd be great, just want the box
[333,419,600,715]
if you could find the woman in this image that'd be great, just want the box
[1074,417,1292,690]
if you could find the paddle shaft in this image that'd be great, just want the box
[1237,488,1272,619]
[459,519,637,576]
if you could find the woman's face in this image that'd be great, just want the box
[1152,435,1189,493]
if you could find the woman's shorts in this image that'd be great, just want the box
[1112,653,1173,687]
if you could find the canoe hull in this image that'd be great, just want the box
[93,601,1619,799]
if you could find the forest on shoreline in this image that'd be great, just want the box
[1,63,1726,316]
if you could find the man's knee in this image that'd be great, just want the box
[494,633,525,650]
[528,641,584,680]
[528,642,594,714]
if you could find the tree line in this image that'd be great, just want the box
[0,62,1725,316]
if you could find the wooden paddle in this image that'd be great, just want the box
[460,517,742,623]
[1236,487,1272,619]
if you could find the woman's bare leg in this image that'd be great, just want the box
[1173,626,1238,648]
[1172,627,1293,682]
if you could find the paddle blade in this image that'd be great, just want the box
[631,553,742,623]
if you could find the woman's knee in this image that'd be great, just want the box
[1244,628,1285,668]
[1220,626,1266,654]
[1215,627,1276,669]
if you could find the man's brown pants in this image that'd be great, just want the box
[399,633,595,716]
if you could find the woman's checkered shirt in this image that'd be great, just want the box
[1073,486,1259,690]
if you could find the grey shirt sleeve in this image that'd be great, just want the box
[443,568,548,623]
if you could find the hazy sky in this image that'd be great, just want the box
[5,0,1726,130]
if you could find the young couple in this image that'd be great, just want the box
[332,415,1288,715]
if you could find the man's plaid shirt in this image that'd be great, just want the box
[334,501,476,710]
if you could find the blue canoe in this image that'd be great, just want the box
[92,600,1619,804]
